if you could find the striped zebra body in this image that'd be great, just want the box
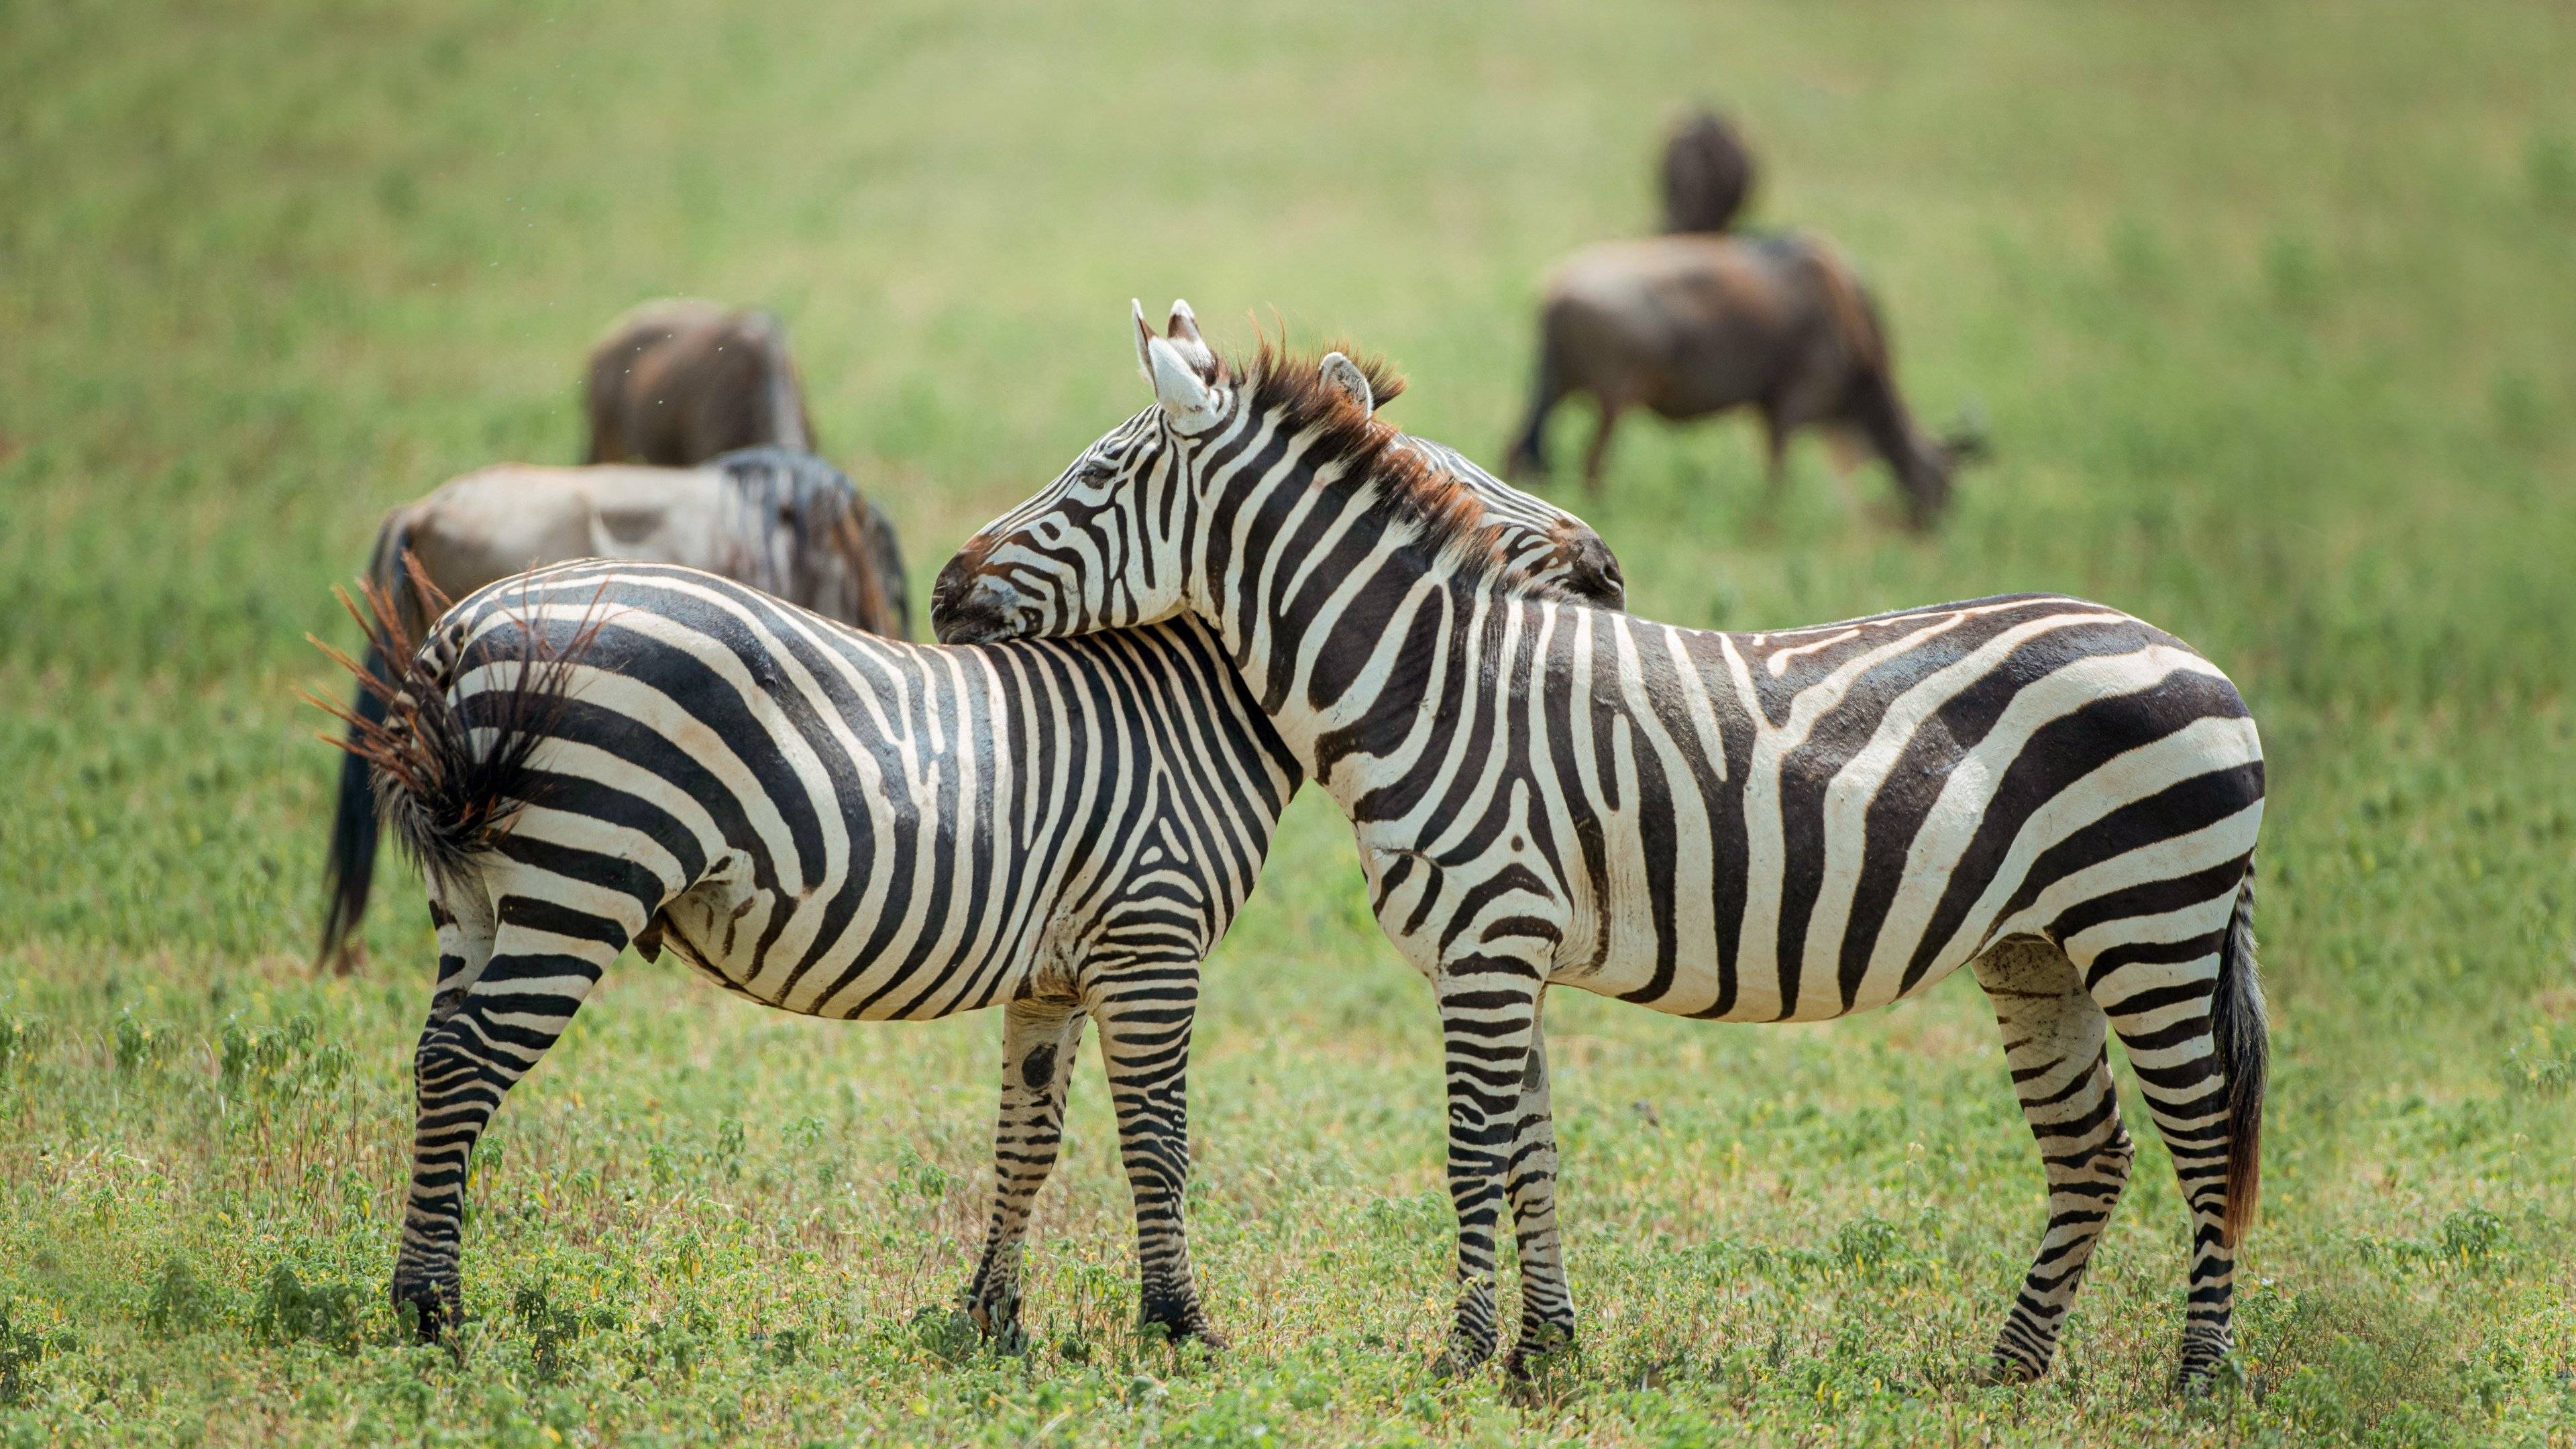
[932,303,2270,1390]
[334,370,1623,1346]
[376,561,1290,1344]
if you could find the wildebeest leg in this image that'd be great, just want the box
[1580,403,1622,496]
[1504,329,1568,484]
[961,1000,1089,1351]
[1090,967,1219,1344]
[1761,408,1791,498]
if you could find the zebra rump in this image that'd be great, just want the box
[315,568,598,887]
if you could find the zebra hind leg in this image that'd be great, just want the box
[1972,937,2135,1385]
[961,1000,1088,1352]
[2092,873,2264,1393]
[390,877,624,1340]
[1090,969,1220,1346]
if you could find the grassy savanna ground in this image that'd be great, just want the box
[4,0,2575,1442]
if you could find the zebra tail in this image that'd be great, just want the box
[2211,857,2268,1247]
[314,641,391,969]
[305,561,597,889]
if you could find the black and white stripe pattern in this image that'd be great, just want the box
[933,304,2269,1390]
[350,409,1621,1347]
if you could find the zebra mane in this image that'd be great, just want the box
[1231,339,1580,602]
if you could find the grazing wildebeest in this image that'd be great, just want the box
[584,299,817,466]
[1505,232,1982,526]
[315,447,907,971]
[1660,107,1756,234]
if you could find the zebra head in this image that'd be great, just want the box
[932,300,1623,645]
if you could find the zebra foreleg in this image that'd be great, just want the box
[961,1000,1088,1352]
[1500,1002,1577,1377]
[1431,947,1549,1376]
[390,891,620,1340]
[1091,973,1218,1345]
[1972,939,2134,1385]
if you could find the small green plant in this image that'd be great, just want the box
[0,1301,67,1408]
[890,1144,949,1206]
[633,1302,718,1379]
[219,1012,347,1097]
[142,1256,215,1336]
[111,1010,172,1073]
[2502,1024,2573,1095]
[1829,1216,1905,1276]
[909,1304,979,1366]
[0,1014,42,1077]
[509,1277,620,1381]
[2435,1207,2508,1266]
[251,1263,362,1351]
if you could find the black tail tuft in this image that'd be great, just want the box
[307,561,601,893]
[315,643,391,971]
[2211,857,2268,1248]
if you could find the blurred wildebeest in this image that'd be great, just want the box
[585,299,817,466]
[1504,232,1983,526]
[1660,107,1757,234]
[315,447,906,971]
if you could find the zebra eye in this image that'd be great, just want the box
[1079,459,1116,486]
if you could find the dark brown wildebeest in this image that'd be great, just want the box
[584,299,817,466]
[1660,107,1756,234]
[314,446,907,971]
[1503,232,1981,527]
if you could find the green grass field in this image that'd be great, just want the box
[5,1,2575,1442]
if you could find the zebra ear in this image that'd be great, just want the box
[1145,335,1222,433]
[1163,299,1216,376]
[1319,352,1373,415]
[1131,299,1156,379]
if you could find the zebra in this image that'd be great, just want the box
[319,373,1625,1346]
[930,301,2271,1391]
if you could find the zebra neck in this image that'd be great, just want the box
[1181,420,1470,800]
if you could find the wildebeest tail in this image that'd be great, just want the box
[314,512,417,969]
[2211,857,2268,1248]
[315,637,392,970]
[307,559,598,891]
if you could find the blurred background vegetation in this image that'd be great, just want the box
[1,1,2571,1443]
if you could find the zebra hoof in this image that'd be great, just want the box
[1503,1324,1578,1381]
[1138,1289,1223,1350]
[1432,1339,1497,1380]
[2175,1356,2237,1398]
[1976,1350,2047,1387]
[391,1280,458,1343]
